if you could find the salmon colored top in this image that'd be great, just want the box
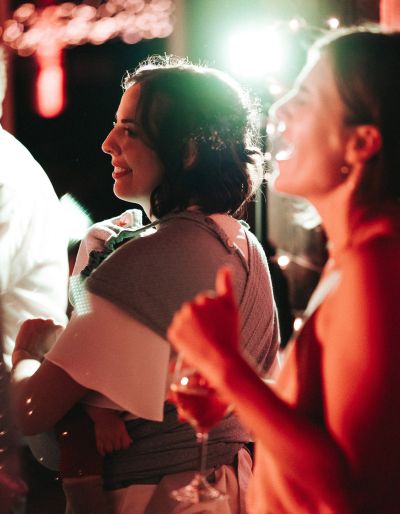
[247,209,400,514]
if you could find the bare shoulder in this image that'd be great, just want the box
[345,234,400,270]
[317,234,400,358]
[340,236,400,304]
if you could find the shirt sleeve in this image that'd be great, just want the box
[0,128,69,369]
[45,293,171,421]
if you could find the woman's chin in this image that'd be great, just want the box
[268,165,287,194]
[269,160,297,196]
[113,184,134,203]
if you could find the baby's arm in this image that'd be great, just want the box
[85,405,133,456]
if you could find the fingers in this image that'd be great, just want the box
[18,318,63,335]
[215,266,236,305]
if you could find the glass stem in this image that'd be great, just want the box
[196,431,209,479]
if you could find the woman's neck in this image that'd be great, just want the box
[309,187,354,260]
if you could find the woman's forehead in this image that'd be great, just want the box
[295,54,333,92]
[118,83,141,117]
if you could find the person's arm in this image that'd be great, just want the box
[11,317,89,434]
[167,266,366,512]
[13,291,170,438]
[11,359,88,435]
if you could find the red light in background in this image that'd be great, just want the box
[35,45,65,118]
[381,0,400,29]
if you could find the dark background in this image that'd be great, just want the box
[12,36,166,222]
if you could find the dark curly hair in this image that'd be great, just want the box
[122,56,264,219]
[315,28,400,211]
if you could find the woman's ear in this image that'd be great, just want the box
[183,139,198,169]
[344,124,382,166]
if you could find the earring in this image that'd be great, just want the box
[340,165,350,175]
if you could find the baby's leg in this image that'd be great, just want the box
[85,405,133,456]
[63,475,109,514]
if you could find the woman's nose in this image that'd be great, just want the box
[102,130,119,156]
[269,95,290,123]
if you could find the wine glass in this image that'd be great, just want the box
[169,353,231,504]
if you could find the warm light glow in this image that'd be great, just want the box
[293,317,303,331]
[2,0,175,117]
[289,18,301,31]
[277,254,290,269]
[326,17,340,29]
[35,46,65,118]
[180,376,189,386]
[2,0,174,52]
[227,27,284,78]
[268,82,283,96]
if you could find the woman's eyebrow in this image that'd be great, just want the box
[114,113,139,125]
[121,118,138,125]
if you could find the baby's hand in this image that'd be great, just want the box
[72,209,143,276]
[86,406,133,456]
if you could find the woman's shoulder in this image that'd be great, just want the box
[344,228,400,276]
[111,211,240,258]
[88,211,247,289]
[325,230,400,329]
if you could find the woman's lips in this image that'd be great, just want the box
[112,167,132,180]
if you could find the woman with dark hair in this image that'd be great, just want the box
[11,56,279,514]
[113,57,263,218]
[168,29,400,514]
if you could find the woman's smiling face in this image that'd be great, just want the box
[270,53,353,203]
[102,84,164,217]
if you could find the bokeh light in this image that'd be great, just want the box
[326,17,340,29]
[1,0,174,54]
[226,27,285,78]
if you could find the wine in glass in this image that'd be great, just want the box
[169,354,231,503]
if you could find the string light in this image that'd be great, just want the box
[288,17,306,32]
[293,317,303,331]
[0,0,175,117]
[326,17,340,30]
[1,0,175,55]
[277,254,290,269]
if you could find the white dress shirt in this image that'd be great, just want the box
[0,125,69,369]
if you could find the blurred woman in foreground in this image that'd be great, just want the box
[168,28,400,514]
